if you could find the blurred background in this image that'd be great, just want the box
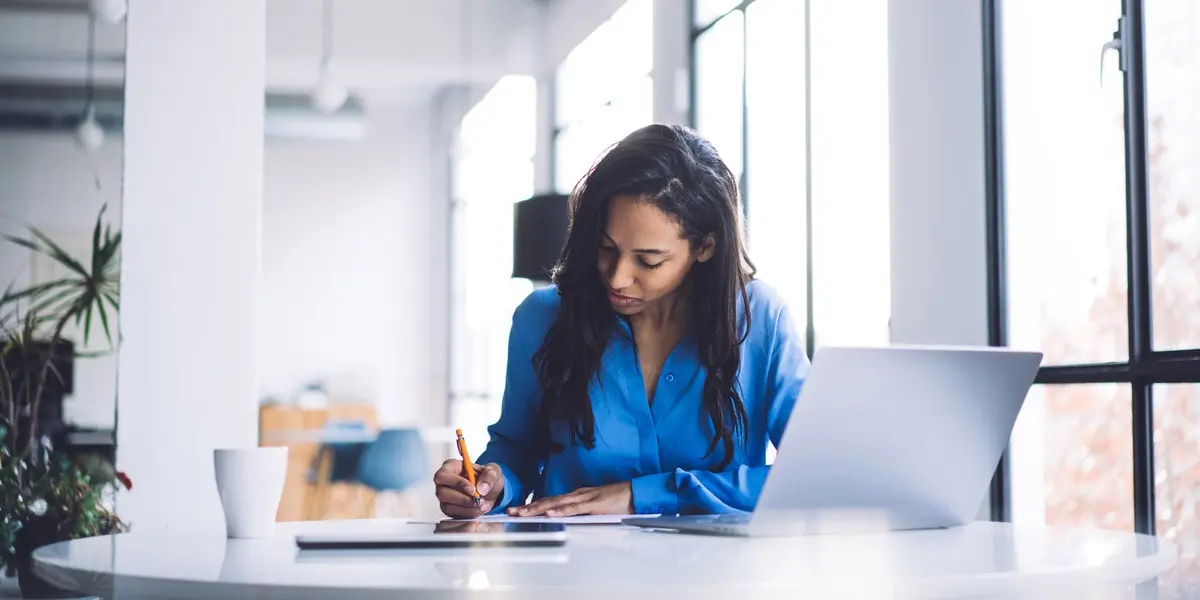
[1,0,1199,590]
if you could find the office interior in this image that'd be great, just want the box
[0,0,1198,596]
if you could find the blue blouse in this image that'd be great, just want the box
[477,279,810,515]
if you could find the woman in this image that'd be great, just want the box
[433,123,809,518]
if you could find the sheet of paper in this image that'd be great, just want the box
[426,514,660,525]
[480,514,635,525]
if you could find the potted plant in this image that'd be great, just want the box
[0,205,128,597]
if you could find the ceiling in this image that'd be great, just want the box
[0,0,553,108]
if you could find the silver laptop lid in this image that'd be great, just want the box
[750,345,1042,534]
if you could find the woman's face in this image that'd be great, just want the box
[596,195,713,316]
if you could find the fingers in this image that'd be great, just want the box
[511,489,594,517]
[440,501,490,519]
[432,459,478,497]
[475,463,503,499]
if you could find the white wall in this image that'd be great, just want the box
[260,105,445,427]
[888,0,988,347]
[117,0,265,534]
[0,133,123,430]
[652,0,691,127]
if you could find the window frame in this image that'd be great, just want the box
[984,0,1200,535]
[689,0,817,357]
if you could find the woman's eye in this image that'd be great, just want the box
[641,259,665,270]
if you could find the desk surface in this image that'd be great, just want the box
[33,518,1176,600]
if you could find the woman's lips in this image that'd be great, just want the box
[608,291,641,308]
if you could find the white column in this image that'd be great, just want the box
[887,0,991,519]
[652,0,691,126]
[887,0,988,347]
[117,0,266,534]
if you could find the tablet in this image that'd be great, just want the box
[293,521,568,550]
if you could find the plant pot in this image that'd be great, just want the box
[12,520,75,599]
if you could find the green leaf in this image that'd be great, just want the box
[1,234,39,254]
[27,228,89,278]
[95,297,112,345]
[30,282,85,319]
[97,232,121,269]
[81,303,94,346]
[91,206,105,278]
[1,279,77,307]
[103,290,119,314]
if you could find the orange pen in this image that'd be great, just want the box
[455,429,482,508]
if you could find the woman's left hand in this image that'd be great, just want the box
[508,481,634,517]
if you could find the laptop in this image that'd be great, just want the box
[623,345,1043,536]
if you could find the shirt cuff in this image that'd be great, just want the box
[630,471,681,515]
[488,464,521,515]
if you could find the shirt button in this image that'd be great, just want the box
[665,374,676,383]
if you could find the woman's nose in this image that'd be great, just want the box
[606,257,635,290]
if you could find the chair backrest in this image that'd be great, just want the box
[356,428,428,492]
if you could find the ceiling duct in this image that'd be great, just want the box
[0,80,369,141]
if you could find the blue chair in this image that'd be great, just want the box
[355,428,428,517]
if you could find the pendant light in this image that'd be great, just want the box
[75,13,104,152]
[311,0,347,113]
[89,0,127,24]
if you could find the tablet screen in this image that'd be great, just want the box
[433,521,565,534]
[294,522,568,550]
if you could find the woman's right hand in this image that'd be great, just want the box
[433,459,504,518]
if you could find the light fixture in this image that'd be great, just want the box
[310,0,347,113]
[74,106,104,151]
[89,0,127,24]
[312,67,348,113]
[75,13,104,152]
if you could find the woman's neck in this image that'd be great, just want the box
[630,291,690,334]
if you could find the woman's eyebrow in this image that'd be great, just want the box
[602,233,670,256]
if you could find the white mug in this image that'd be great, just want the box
[213,447,288,539]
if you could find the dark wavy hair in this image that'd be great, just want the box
[532,123,756,470]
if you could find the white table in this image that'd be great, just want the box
[32,519,1177,599]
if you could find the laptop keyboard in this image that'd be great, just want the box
[695,513,751,524]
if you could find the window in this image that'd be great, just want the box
[554,0,654,191]
[694,9,744,180]
[745,0,805,337]
[1009,384,1135,530]
[692,0,890,357]
[1145,0,1200,351]
[694,0,741,27]
[992,0,1200,573]
[450,76,538,457]
[807,0,890,348]
[1155,384,1200,579]
[1003,0,1128,367]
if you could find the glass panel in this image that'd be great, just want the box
[450,77,538,457]
[808,0,890,347]
[609,0,654,79]
[694,0,742,27]
[557,21,614,127]
[1154,384,1200,587]
[1145,2,1200,351]
[1009,384,1134,531]
[694,9,745,179]
[461,76,538,159]
[554,75,653,196]
[610,73,654,139]
[557,0,653,130]
[745,0,807,337]
[1002,0,1128,365]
